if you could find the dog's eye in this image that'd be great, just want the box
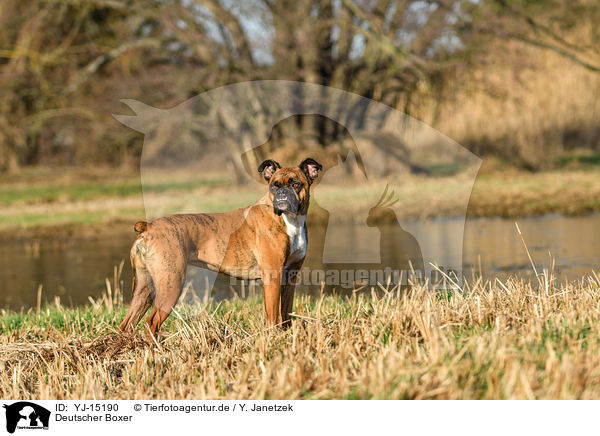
[292,182,301,190]
[270,184,277,190]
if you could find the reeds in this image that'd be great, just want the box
[430,36,600,170]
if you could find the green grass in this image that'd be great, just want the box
[0,173,232,205]
[554,151,600,169]
[0,207,143,228]
[0,306,128,336]
[3,165,600,237]
[0,181,141,205]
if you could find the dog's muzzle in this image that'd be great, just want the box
[273,186,299,215]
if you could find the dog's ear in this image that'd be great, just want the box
[258,159,281,182]
[299,158,322,184]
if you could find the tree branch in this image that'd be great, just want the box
[63,37,161,96]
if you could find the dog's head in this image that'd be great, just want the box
[258,158,322,216]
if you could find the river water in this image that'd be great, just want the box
[1,214,598,309]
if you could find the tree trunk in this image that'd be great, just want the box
[0,145,20,173]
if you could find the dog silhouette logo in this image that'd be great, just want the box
[114,80,481,293]
[3,402,50,433]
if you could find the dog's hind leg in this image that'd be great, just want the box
[119,233,154,332]
[144,255,187,339]
[119,276,153,332]
[119,268,154,332]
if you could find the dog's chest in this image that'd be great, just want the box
[282,214,307,266]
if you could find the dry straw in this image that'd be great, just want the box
[2,262,600,399]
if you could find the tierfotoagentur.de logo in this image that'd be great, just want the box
[2,402,50,434]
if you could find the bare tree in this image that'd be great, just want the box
[1,0,598,171]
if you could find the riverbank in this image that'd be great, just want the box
[2,165,600,239]
[2,275,600,399]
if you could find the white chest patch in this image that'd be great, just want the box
[282,213,307,266]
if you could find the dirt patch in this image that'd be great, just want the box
[2,333,149,378]
[83,332,150,359]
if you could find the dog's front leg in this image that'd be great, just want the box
[261,265,283,326]
[281,263,302,328]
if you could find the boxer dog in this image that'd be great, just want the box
[119,158,322,338]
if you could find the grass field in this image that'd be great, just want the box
[2,164,600,238]
[2,163,600,399]
[2,273,600,400]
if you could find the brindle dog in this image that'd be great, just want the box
[119,158,322,338]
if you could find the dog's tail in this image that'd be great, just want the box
[134,221,147,233]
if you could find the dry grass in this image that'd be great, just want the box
[2,271,600,399]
